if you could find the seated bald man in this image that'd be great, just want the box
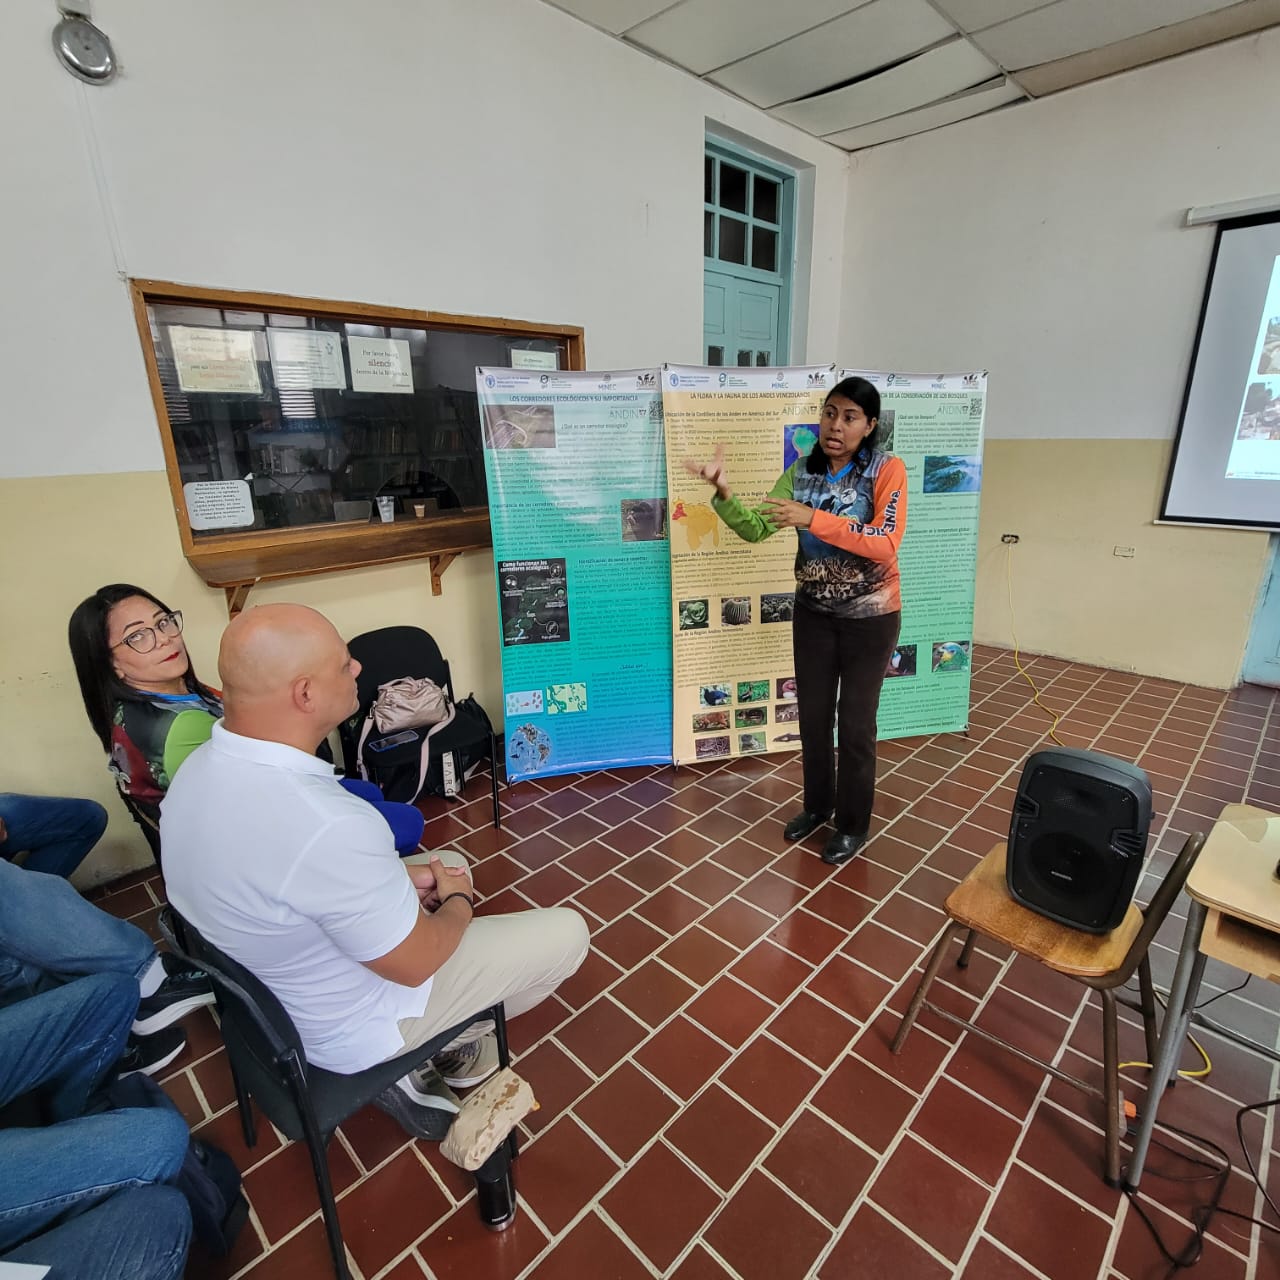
[161,603,589,1139]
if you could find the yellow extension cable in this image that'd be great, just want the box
[1004,543,1213,1080]
[1004,541,1066,747]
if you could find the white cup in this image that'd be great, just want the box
[376,496,395,523]
[413,502,426,518]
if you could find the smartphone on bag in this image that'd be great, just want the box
[369,729,418,751]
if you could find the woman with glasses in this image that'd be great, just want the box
[68,584,425,864]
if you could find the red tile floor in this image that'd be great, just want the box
[89,645,1280,1279]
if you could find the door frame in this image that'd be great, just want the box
[704,137,796,366]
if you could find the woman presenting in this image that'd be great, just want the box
[686,376,906,865]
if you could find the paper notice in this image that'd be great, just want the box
[267,329,346,390]
[349,336,414,394]
[184,480,256,531]
[169,326,262,395]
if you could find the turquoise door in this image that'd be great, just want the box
[1243,537,1280,688]
[704,143,792,367]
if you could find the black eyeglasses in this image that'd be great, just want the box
[112,611,183,654]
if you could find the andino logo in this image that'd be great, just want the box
[636,372,656,389]
[963,373,979,388]
[484,375,496,389]
[807,373,827,387]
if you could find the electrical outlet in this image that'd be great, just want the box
[1001,533,1020,544]
[1113,545,1135,558]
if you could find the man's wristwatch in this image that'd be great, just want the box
[441,891,475,913]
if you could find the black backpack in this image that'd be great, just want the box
[104,1073,249,1257]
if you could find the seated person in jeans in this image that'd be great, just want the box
[162,604,590,1137]
[0,791,109,880]
[0,855,215,1075]
[68,583,426,859]
[0,970,192,1279]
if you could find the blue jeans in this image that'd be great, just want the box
[0,859,154,1006]
[0,973,189,1265]
[339,778,425,854]
[2,1185,191,1280]
[0,794,108,880]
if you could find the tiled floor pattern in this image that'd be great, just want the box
[89,646,1280,1280]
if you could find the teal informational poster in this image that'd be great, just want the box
[477,367,673,780]
[841,369,988,737]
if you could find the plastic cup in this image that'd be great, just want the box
[413,502,426,518]
[376,496,395,523]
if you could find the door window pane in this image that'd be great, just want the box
[718,216,747,265]
[704,156,715,204]
[707,346,723,366]
[754,175,779,224]
[704,211,714,257]
[756,351,770,366]
[751,227,778,273]
[720,164,748,214]
[737,349,752,366]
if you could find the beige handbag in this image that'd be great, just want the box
[356,677,456,800]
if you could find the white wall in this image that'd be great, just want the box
[839,29,1278,685]
[0,0,850,880]
[2,0,851,481]
[842,26,1280,441]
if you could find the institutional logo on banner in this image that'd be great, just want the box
[477,367,672,782]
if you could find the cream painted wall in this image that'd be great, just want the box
[0,0,851,882]
[978,441,1268,688]
[841,29,1279,685]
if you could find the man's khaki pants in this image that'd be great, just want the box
[394,850,589,1054]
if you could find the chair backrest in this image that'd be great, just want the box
[118,789,163,865]
[1107,831,1206,987]
[159,906,316,1141]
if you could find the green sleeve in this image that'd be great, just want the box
[710,464,796,542]
[161,708,217,782]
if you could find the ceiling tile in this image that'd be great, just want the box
[976,0,1244,69]
[1016,0,1280,94]
[544,0,678,36]
[824,78,1024,149]
[931,0,1056,31]
[773,38,1000,134]
[708,0,955,107]
[627,0,871,77]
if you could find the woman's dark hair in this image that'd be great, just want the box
[68,583,214,751]
[806,375,883,475]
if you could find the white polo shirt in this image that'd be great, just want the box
[161,721,430,1074]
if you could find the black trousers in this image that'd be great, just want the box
[792,603,900,836]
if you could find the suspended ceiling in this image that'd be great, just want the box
[541,0,1280,150]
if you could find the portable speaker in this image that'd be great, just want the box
[1006,747,1153,934]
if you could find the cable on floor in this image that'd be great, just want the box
[1004,540,1066,746]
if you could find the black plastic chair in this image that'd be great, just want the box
[158,907,514,1280]
[339,625,501,828]
[118,789,163,866]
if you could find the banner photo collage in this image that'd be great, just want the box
[478,364,986,780]
[478,368,673,782]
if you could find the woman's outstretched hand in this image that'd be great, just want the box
[760,497,814,529]
[682,444,731,500]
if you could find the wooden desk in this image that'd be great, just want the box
[1124,803,1280,1189]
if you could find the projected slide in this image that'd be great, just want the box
[1225,255,1280,480]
